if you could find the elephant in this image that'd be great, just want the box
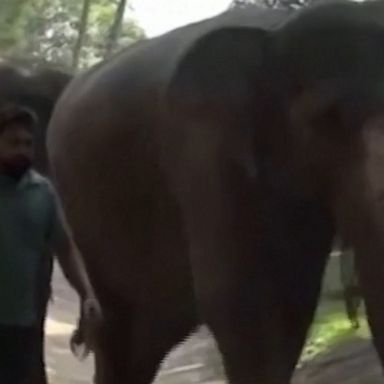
[0,59,71,172]
[47,1,384,383]
[0,59,71,384]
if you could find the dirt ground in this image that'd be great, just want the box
[46,265,384,384]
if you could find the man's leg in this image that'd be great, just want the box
[28,256,53,384]
[0,325,35,384]
[344,286,361,329]
[29,316,49,384]
[340,247,361,328]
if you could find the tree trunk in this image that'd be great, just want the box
[72,0,92,71]
[104,0,127,58]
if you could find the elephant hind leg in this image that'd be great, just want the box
[204,245,329,384]
[277,244,331,373]
[94,305,197,384]
[179,181,333,383]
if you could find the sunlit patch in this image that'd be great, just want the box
[45,318,75,336]
[131,0,231,37]
[300,310,369,366]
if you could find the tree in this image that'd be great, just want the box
[0,0,29,50]
[104,0,127,58]
[0,0,145,70]
[72,0,92,70]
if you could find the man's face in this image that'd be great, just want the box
[0,123,34,180]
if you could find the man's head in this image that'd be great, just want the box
[0,104,38,180]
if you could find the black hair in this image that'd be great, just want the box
[0,104,38,135]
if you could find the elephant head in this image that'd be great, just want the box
[0,59,71,173]
[168,0,384,373]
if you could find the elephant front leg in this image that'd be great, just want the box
[193,223,331,381]
[182,200,284,382]
[175,165,331,383]
[166,120,334,383]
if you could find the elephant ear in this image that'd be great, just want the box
[168,27,270,118]
[29,69,72,173]
[19,67,71,174]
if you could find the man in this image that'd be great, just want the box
[333,237,362,329]
[339,244,362,329]
[0,104,101,384]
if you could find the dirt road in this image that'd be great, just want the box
[46,265,384,384]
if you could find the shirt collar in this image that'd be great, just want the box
[0,169,41,190]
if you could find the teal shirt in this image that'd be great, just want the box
[0,170,63,326]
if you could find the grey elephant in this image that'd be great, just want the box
[47,1,384,383]
[0,59,71,384]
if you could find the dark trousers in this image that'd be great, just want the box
[27,256,53,384]
[0,325,35,384]
[28,315,49,384]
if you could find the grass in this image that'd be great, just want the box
[299,256,370,364]
[301,301,369,363]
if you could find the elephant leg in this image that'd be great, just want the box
[200,207,331,384]
[274,198,334,371]
[276,241,331,372]
[93,310,129,384]
[94,306,196,384]
[172,164,332,381]
[165,121,333,383]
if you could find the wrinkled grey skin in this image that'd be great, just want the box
[48,1,384,383]
[0,59,71,384]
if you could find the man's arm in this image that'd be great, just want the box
[46,184,101,311]
[53,216,95,300]
[46,183,102,354]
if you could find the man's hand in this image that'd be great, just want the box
[70,295,103,360]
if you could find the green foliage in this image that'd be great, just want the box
[300,258,369,364]
[0,0,29,49]
[0,0,145,70]
[302,307,368,363]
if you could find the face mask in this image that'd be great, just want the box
[1,156,32,181]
